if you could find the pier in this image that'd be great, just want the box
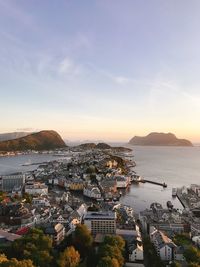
[140,179,167,188]
[176,189,187,208]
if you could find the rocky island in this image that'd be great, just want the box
[0,130,66,151]
[129,132,193,146]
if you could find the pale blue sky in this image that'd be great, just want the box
[1,0,200,141]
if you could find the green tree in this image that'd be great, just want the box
[11,228,53,267]
[98,244,124,267]
[143,237,165,267]
[103,235,125,253]
[73,225,93,258]
[184,245,200,264]
[58,246,80,267]
[170,262,181,267]
[97,256,119,267]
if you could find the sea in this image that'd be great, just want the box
[0,146,200,212]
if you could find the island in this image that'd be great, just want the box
[0,130,66,151]
[129,132,193,146]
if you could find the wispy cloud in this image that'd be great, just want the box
[0,0,36,30]
[16,128,41,132]
[58,57,82,76]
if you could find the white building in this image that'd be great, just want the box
[150,228,177,262]
[25,182,48,196]
[0,174,25,192]
[32,197,50,207]
[84,211,116,235]
[192,235,200,247]
[115,175,129,188]
[129,242,144,262]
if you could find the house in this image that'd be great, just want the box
[129,241,144,262]
[0,229,21,243]
[150,228,177,262]
[83,184,102,200]
[69,179,84,191]
[117,229,144,262]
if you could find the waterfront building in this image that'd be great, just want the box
[84,211,117,235]
[115,175,129,188]
[139,205,189,236]
[0,174,25,192]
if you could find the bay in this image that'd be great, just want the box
[0,146,200,213]
[121,146,200,212]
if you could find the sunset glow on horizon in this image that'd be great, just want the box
[1,1,200,142]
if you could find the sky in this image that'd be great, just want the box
[1,0,200,142]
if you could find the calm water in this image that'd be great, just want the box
[0,146,200,212]
[121,146,200,212]
[0,154,67,175]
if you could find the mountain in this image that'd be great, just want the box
[129,132,193,146]
[96,143,111,149]
[0,132,31,142]
[77,142,132,152]
[0,130,66,151]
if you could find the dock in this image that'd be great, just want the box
[141,179,167,188]
[176,189,187,208]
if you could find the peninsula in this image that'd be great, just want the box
[0,130,66,151]
[129,132,193,146]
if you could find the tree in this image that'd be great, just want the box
[97,256,119,267]
[184,245,200,264]
[73,224,93,258]
[22,193,32,204]
[98,244,124,267]
[0,254,7,263]
[170,262,181,267]
[58,246,80,267]
[97,235,125,267]
[188,263,200,267]
[103,235,125,253]
[11,228,53,267]
[85,247,98,267]
[0,258,35,267]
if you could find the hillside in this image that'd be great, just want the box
[0,132,31,142]
[0,130,66,151]
[129,132,193,146]
[77,142,132,152]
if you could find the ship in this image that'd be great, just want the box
[172,188,177,197]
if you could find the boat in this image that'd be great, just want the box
[167,201,173,209]
[163,182,167,188]
[172,188,177,197]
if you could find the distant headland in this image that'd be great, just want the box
[0,130,66,151]
[129,132,193,146]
